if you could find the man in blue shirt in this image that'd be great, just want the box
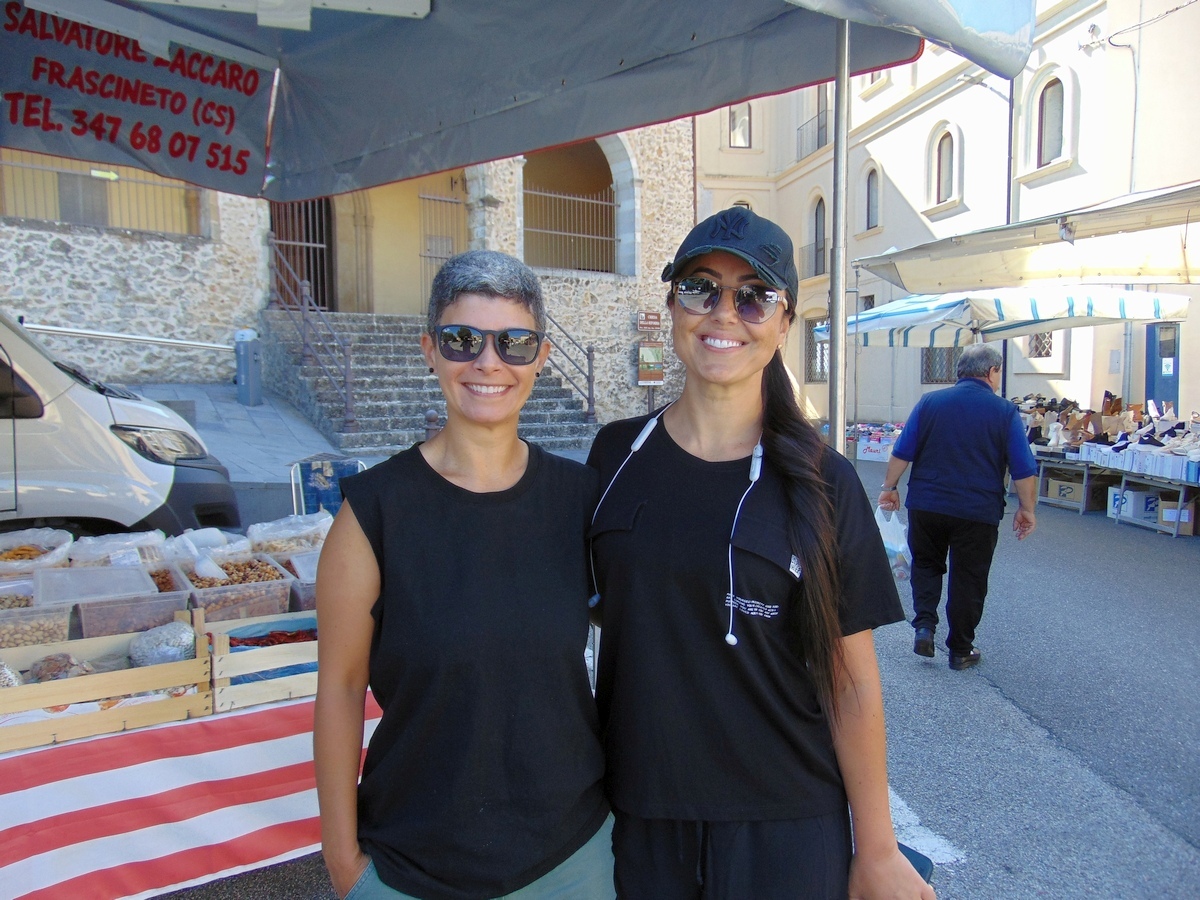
[877,343,1038,670]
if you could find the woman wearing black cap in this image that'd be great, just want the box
[587,208,934,899]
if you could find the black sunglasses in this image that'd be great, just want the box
[434,324,545,366]
[672,276,788,324]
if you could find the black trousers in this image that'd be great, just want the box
[907,508,1000,656]
[611,809,851,900]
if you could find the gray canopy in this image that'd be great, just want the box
[2,0,1035,200]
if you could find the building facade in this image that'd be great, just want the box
[695,0,1200,425]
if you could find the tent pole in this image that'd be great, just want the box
[827,18,850,455]
[1122,321,1134,406]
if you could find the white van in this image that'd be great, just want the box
[1,310,240,536]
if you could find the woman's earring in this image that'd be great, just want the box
[428,367,434,374]
[536,370,542,378]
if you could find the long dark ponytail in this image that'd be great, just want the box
[760,351,845,719]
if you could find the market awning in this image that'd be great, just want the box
[1,0,1035,200]
[852,181,1200,294]
[813,285,1191,347]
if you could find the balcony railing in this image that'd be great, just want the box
[798,240,828,280]
[796,110,830,161]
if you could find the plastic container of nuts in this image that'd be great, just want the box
[0,604,71,648]
[76,564,191,638]
[271,549,321,612]
[181,553,293,622]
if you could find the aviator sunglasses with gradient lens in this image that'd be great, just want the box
[672,276,788,324]
[435,324,545,366]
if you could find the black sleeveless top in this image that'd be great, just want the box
[340,443,607,900]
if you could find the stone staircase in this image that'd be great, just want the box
[259,310,601,457]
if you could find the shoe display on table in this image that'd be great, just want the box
[949,648,982,671]
[913,627,935,658]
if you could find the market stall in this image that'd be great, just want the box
[0,514,350,899]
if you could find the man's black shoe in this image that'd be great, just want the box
[949,648,981,670]
[913,628,935,658]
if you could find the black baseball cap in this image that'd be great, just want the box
[661,207,799,302]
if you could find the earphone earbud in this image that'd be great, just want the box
[725,632,738,646]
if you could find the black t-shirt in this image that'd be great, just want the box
[587,415,902,821]
[340,443,608,900]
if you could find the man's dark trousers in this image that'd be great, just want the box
[908,509,1000,655]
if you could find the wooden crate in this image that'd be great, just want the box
[204,608,318,713]
[0,612,211,753]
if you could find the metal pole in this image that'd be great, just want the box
[827,19,850,455]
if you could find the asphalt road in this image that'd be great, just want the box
[159,458,1200,899]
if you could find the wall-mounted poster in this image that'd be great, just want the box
[637,340,664,386]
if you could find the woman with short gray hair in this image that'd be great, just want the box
[315,250,613,900]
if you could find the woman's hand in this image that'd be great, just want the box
[848,845,937,900]
[326,849,371,899]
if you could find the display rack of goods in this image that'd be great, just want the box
[203,608,318,713]
[0,614,211,752]
[75,564,192,638]
[271,549,321,611]
[181,554,293,622]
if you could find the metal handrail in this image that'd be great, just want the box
[21,323,234,352]
[544,311,596,423]
[268,234,357,432]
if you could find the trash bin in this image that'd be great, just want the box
[234,328,262,407]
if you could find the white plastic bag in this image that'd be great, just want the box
[0,528,73,576]
[874,508,912,581]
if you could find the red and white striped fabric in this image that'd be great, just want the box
[0,695,382,900]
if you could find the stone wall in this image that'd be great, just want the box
[0,193,270,384]
[467,120,695,423]
[466,158,525,259]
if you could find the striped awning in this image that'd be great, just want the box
[813,285,1191,348]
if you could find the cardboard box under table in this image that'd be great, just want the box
[1157,498,1196,536]
[1107,487,1161,523]
[1045,477,1111,512]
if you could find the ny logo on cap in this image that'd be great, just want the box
[707,209,749,242]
